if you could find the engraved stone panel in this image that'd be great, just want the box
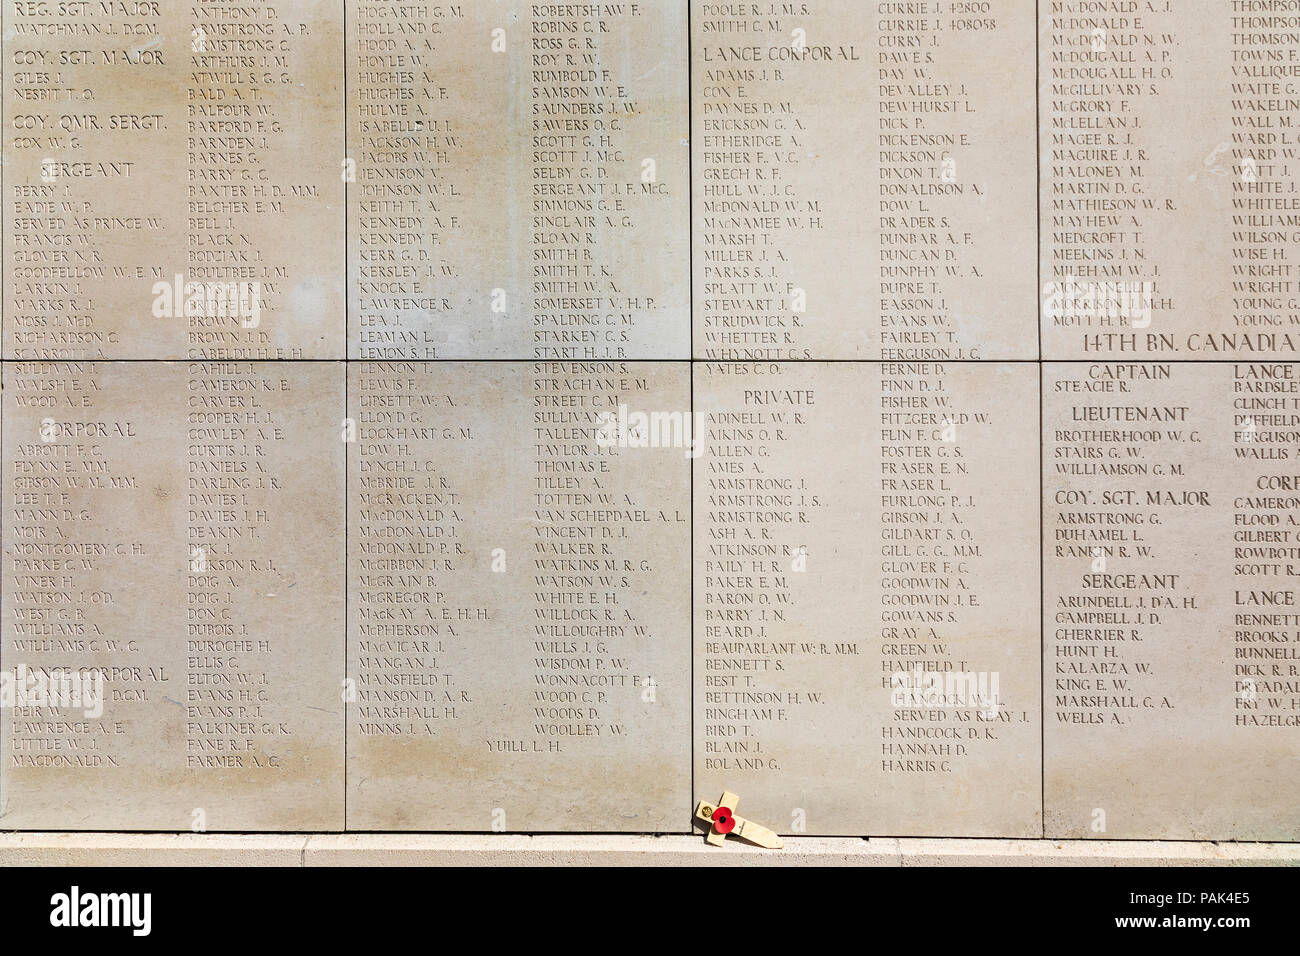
[1043,361,1300,840]
[346,361,690,830]
[346,2,690,360]
[0,361,345,830]
[694,360,1041,836]
[4,0,1298,850]
[693,1,1037,361]
[2,1,345,360]
[1041,2,1300,360]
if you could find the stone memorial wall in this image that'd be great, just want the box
[1,0,1296,842]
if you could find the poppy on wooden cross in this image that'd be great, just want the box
[694,791,783,849]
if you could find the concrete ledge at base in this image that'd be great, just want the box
[0,833,1297,866]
